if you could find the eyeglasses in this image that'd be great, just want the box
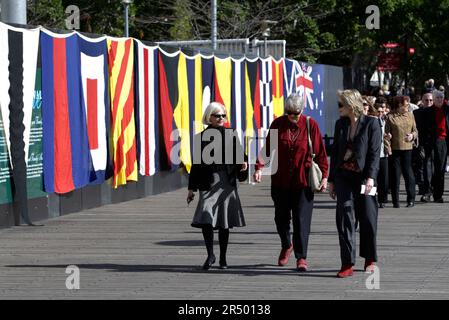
[287,111,301,116]
[211,114,227,119]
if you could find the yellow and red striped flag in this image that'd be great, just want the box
[107,38,137,188]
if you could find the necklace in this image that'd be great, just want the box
[288,128,300,143]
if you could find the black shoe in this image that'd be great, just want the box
[406,201,414,207]
[420,195,431,203]
[219,259,228,269]
[434,198,444,203]
[393,202,400,208]
[378,203,385,208]
[202,255,216,270]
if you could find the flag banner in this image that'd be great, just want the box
[191,55,214,135]
[259,57,273,134]
[186,54,214,166]
[107,37,137,187]
[214,57,232,127]
[158,49,191,172]
[78,33,112,184]
[0,22,40,220]
[0,22,39,168]
[272,58,284,119]
[231,58,247,151]
[135,40,159,176]
[41,29,93,194]
[245,58,261,155]
[284,58,296,98]
[295,61,326,134]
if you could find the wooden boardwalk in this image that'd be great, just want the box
[0,177,448,300]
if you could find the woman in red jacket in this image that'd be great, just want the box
[253,93,328,272]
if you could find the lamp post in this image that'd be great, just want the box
[211,0,217,51]
[261,20,276,58]
[122,0,132,37]
[0,0,27,24]
[262,27,270,58]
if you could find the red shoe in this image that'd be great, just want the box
[296,258,308,272]
[278,244,293,266]
[364,260,376,273]
[337,265,353,278]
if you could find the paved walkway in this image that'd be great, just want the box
[0,178,448,300]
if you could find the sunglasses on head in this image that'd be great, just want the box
[211,114,227,119]
[287,111,301,116]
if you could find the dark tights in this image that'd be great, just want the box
[202,225,229,263]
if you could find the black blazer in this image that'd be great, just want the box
[329,115,381,183]
[188,126,247,191]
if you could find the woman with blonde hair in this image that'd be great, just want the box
[187,102,248,270]
[328,89,381,278]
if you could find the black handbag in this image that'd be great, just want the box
[237,164,248,182]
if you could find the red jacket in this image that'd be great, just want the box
[256,115,328,189]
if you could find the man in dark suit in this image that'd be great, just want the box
[413,93,434,201]
[422,90,449,203]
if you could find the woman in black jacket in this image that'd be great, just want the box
[328,89,381,278]
[187,102,248,270]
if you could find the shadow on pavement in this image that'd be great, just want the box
[6,263,340,278]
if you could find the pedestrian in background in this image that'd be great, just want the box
[385,95,418,208]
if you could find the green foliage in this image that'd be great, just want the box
[27,0,66,29]
[24,0,449,89]
[169,0,194,40]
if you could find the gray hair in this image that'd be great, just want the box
[285,94,305,113]
[433,90,444,99]
[337,89,364,117]
[202,102,227,125]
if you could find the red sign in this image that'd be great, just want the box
[382,43,402,49]
[377,52,403,71]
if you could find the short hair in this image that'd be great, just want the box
[202,102,226,125]
[390,95,410,111]
[285,94,305,113]
[375,96,388,106]
[337,89,364,117]
[432,90,444,99]
[422,92,433,100]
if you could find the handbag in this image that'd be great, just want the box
[306,116,323,192]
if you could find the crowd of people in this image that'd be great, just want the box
[363,79,449,207]
[185,79,448,278]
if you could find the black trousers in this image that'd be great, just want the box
[390,150,416,204]
[271,186,314,259]
[413,147,433,195]
[377,157,389,204]
[335,170,378,265]
[431,138,448,200]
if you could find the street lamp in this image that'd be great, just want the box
[122,0,132,37]
[262,27,270,58]
[261,20,277,58]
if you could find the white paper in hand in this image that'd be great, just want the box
[360,185,377,196]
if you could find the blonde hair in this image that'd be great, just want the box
[202,102,227,125]
[338,89,364,117]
